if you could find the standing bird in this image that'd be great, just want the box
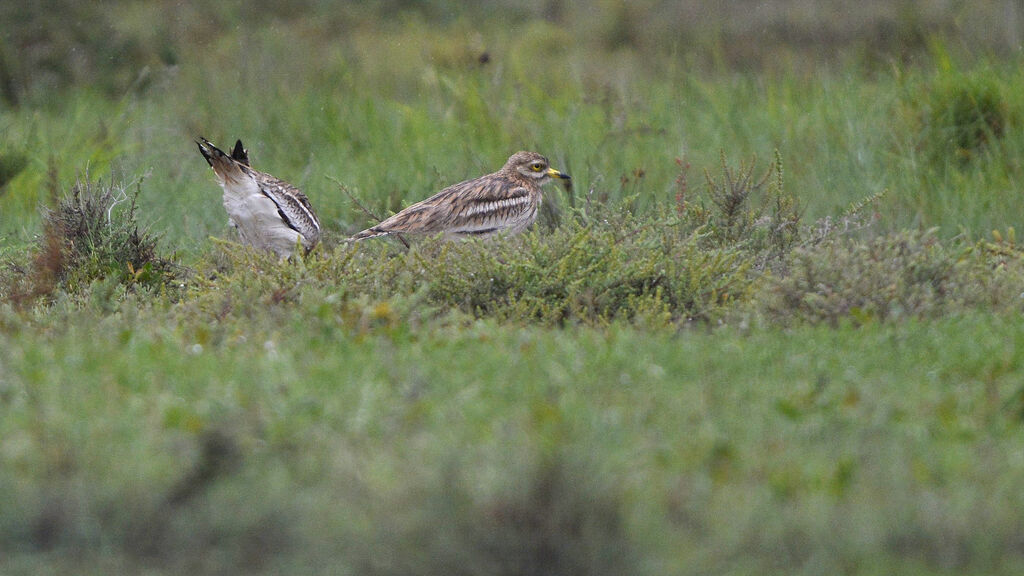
[196,137,321,259]
[349,151,570,241]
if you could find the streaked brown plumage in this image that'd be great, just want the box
[197,137,321,259]
[349,151,570,241]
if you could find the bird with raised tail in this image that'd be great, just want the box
[349,151,570,242]
[197,137,321,259]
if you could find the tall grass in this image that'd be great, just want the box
[0,5,1022,254]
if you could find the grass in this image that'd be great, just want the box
[2,308,1024,575]
[1,7,1022,251]
[3,2,1024,574]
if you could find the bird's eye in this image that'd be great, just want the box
[531,163,544,172]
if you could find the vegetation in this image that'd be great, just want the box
[3,1,1024,574]
[2,176,179,306]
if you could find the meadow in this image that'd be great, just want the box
[2,1,1024,574]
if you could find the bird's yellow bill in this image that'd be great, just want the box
[547,167,571,180]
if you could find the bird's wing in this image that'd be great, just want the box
[371,177,533,235]
[438,178,533,235]
[352,201,442,239]
[255,174,322,248]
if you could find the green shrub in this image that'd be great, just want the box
[0,149,27,189]
[192,211,755,331]
[403,214,754,326]
[758,229,1024,326]
[685,151,801,266]
[918,69,1012,164]
[2,177,179,306]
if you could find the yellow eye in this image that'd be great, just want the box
[531,163,544,172]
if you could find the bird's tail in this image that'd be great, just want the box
[347,227,389,242]
[229,140,250,166]
[196,137,249,185]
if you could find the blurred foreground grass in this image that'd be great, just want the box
[2,307,1024,575]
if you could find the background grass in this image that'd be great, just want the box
[1,1,1023,252]
[3,1,1024,574]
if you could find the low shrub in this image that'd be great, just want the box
[758,229,1024,326]
[915,67,1013,164]
[2,176,180,306]
[193,213,755,330]
[0,149,27,189]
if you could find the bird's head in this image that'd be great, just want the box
[505,151,571,184]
